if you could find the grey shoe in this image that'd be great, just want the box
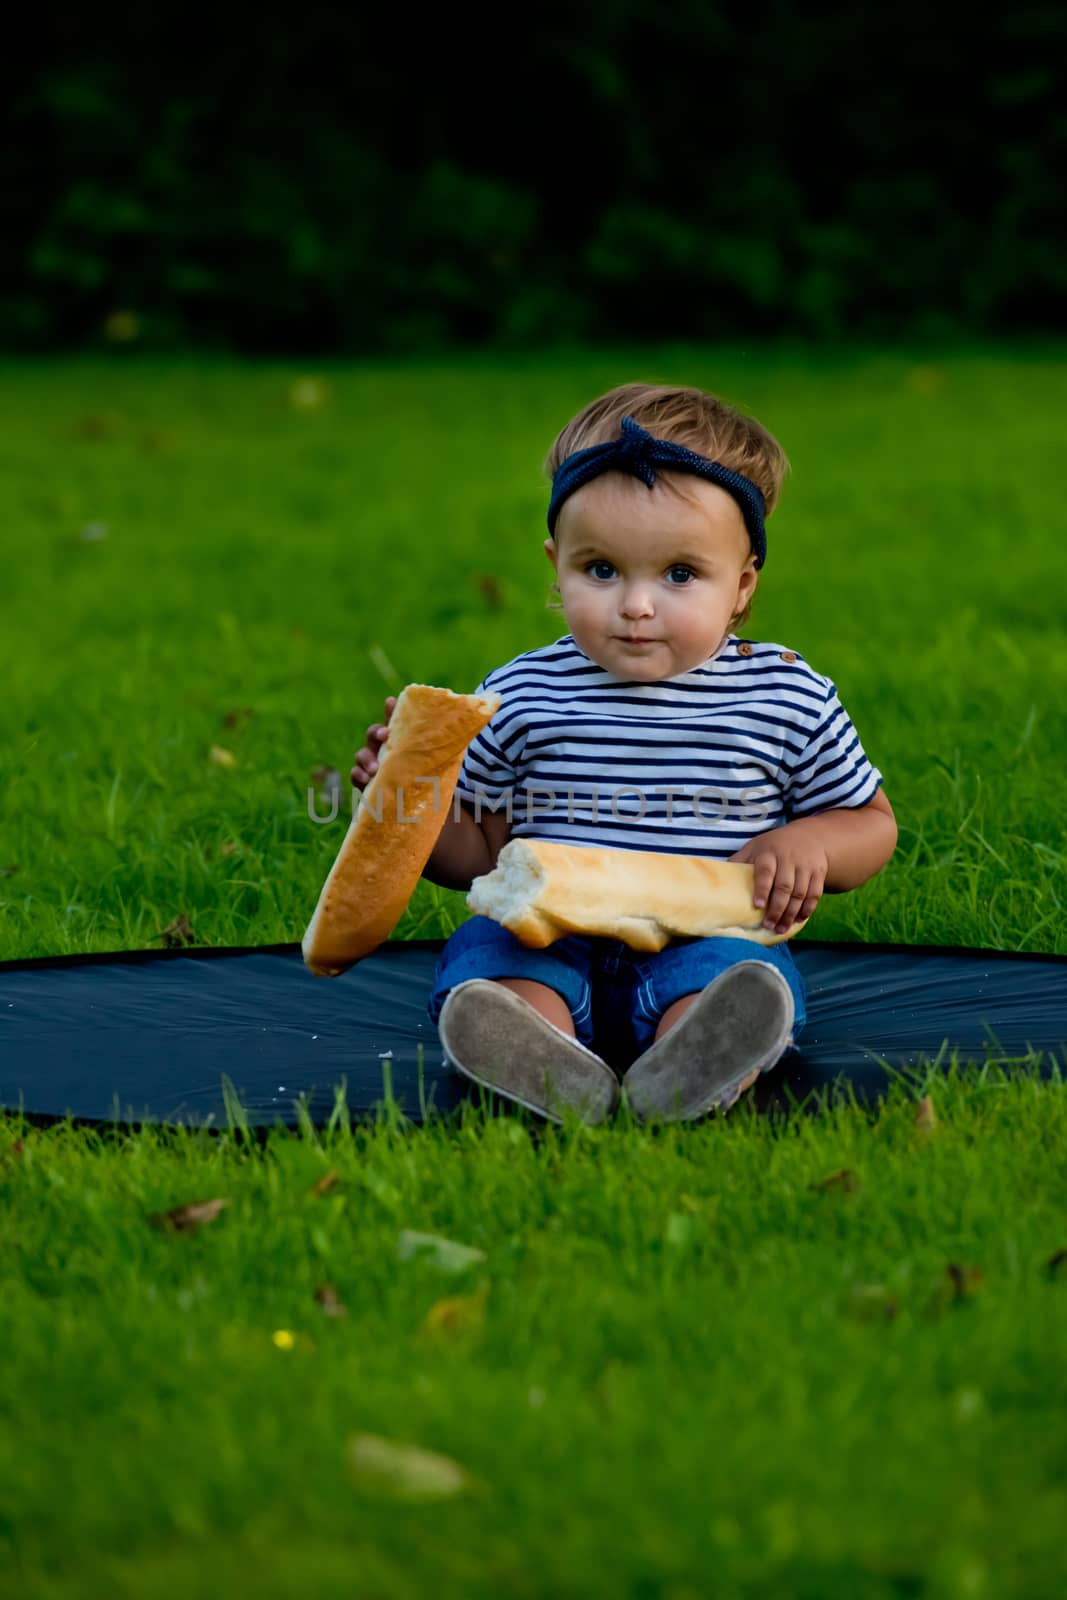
[438,978,619,1125]
[622,961,795,1123]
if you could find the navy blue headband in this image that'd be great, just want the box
[547,415,767,569]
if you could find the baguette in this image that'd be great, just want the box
[303,683,502,976]
[467,837,809,952]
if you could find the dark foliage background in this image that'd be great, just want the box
[3,2,1064,351]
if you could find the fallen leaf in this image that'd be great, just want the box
[140,428,177,453]
[310,764,342,802]
[150,1197,229,1232]
[953,1386,983,1421]
[309,1169,340,1197]
[203,840,241,862]
[1,864,19,877]
[397,1229,488,1273]
[345,1433,480,1502]
[474,573,505,609]
[845,1284,900,1322]
[915,1094,938,1133]
[946,1261,984,1299]
[103,310,139,343]
[209,745,238,768]
[418,1281,489,1338]
[0,1138,26,1173]
[927,1260,984,1316]
[665,1212,706,1250]
[908,365,946,395]
[1045,1247,1067,1278]
[73,412,123,440]
[367,643,401,690]
[157,914,196,948]
[809,1168,860,1195]
[223,708,255,731]
[362,1171,402,1209]
[289,377,328,411]
[315,1283,348,1318]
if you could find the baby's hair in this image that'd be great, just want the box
[543,381,791,631]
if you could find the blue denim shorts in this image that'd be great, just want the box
[427,915,808,1071]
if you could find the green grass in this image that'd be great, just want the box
[1,344,1066,1595]
[2,343,1065,958]
[3,1079,1067,1598]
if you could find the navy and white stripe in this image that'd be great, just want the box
[455,634,884,857]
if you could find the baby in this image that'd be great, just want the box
[352,382,898,1125]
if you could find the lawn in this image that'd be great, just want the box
[1,343,1065,1596]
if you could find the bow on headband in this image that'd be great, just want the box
[546,415,767,569]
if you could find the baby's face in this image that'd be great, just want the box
[545,473,759,680]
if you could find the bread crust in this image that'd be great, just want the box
[467,837,809,952]
[302,684,502,976]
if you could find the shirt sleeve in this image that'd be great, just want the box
[453,676,519,816]
[783,679,884,818]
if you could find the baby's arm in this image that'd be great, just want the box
[352,698,496,894]
[422,804,493,892]
[730,792,898,933]
[423,801,513,891]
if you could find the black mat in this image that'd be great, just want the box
[1,937,1064,1128]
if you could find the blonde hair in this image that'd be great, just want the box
[543,381,790,632]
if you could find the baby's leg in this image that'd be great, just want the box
[493,978,577,1037]
[624,958,797,1122]
[438,973,616,1124]
[654,993,700,1041]
[653,989,795,1048]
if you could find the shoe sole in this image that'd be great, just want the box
[438,978,620,1125]
[622,961,794,1123]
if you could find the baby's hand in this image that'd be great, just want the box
[351,696,399,791]
[727,825,828,933]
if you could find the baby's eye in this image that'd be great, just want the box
[585,561,615,580]
[668,566,696,584]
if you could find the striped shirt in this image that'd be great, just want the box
[455,632,885,858]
